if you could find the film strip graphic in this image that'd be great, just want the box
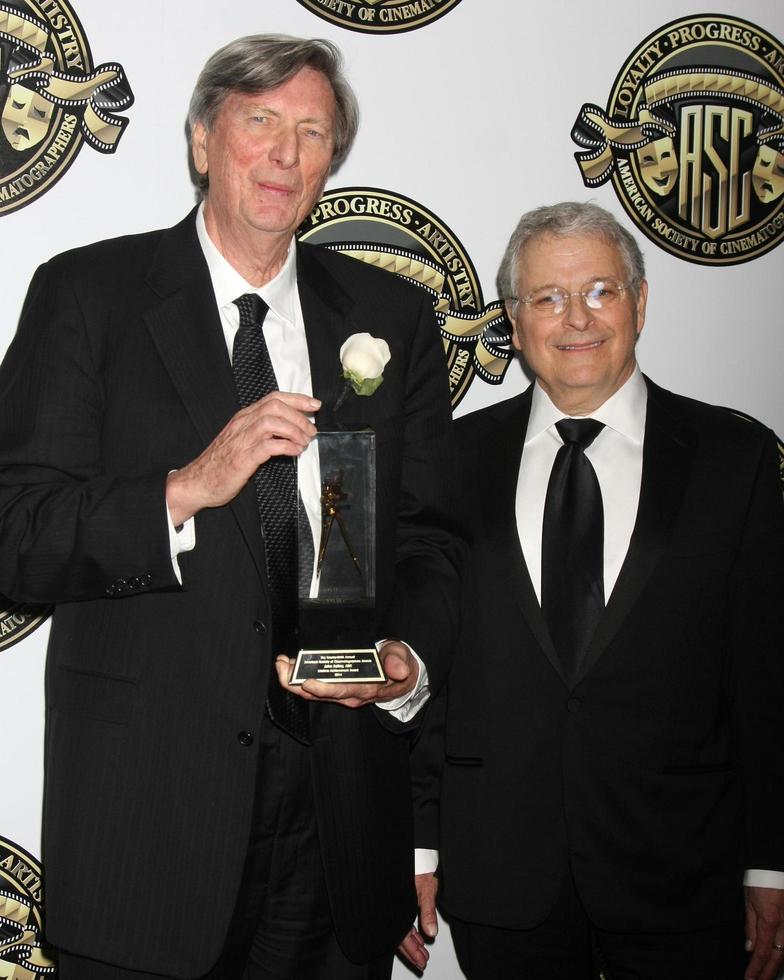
[0,3,134,154]
[0,889,56,978]
[324,242,512,388]
[573,68,784,187]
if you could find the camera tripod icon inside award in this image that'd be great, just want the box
[317,470,362,581]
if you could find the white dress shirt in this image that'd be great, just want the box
[167,206,426,719]
[417,368,781,888]
[517,368,646,603]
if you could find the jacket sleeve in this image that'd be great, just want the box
[732,428,784,871]
[410,686,447,849]
[377,292,467,702]
[0,260,178,604]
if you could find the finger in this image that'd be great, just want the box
[274,656,294,689]
[378,640,418,684]
[300,679,379,703]
[397,930,429,971]
[758,960,784,980]
[381,651,412,681]
[259,435,313,460]
[419,899,438,940]
[415,874,439,939]
[259,391,321,413]
[303,682,415,708]
[745,951,765,980]
[299,692,370,709]
[745,897,782,980]
[273,656,315,700]
[245,412,316,451]
[746,932,779,980]
[755,938,784,980]
[238,398,320,446]
[750,953,783,980]
[768,942,784,978]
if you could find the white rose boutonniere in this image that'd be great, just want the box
[335,333,391,411]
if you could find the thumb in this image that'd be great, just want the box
[420,901,438,939]
[380,641,413,680]
[416,873,439,938]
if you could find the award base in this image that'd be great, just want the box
[290,647,385,685]
[293,598,383,685]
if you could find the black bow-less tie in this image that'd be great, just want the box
[541,417,605,683]
[232,293,310,744]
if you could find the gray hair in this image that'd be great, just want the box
[497,201,646,304]
[188,34,359,193]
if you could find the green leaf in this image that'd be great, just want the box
[355,376,383,396]
[343,369,384,397]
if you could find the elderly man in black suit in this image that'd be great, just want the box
[402,202,784,980]
[0,34,462,980]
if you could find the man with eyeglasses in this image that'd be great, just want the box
[401,201,784,979]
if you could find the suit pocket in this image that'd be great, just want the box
[445,754,484,767]
[661,762,732,775]
[335,415,403,442]
[51,664,138,725]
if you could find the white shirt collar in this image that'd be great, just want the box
[195,203,298,323]
[526,365,647,445]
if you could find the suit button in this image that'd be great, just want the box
[253,620,266,634]
[141,573,152,586]
[128,576,140,589]
[237,731,254,747]
[567,697,582,713]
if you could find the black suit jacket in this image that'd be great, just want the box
[0,210,463,975]
[412,378,784,932]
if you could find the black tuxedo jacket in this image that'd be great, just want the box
[0,210,463,975]
[412,378,784,932]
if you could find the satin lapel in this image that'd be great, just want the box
[482,390,566,684]
[575,378,696,681]
[143,211,265,581]
[296,244,354,423]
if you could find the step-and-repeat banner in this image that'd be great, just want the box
[1,1,782,975]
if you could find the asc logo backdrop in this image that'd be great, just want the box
[0,1,134,215]
[0,1,781,977]
[572,14,784,264]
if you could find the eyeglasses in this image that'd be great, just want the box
[512,278,631,317]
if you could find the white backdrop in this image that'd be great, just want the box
[1,1,782,976]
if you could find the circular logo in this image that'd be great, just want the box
[0,595,52,653]
[0,836,56,976]
[294,0,464,35]
[298,187,511,408]
[572,15,784,265]
[0,1,134,216]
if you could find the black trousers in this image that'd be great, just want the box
[58,721,392,980]
[450,868,748,980]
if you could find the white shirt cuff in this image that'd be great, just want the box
[744,869,784,889]
[375,642,429,722]
[415,848,439,875]
[166,492,195,585]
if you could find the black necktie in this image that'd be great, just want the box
[541,418,605,682]
[232,293,309,744]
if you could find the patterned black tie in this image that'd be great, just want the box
[232,293,309,744]
[541,418,606,683]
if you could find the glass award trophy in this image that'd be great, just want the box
[291,429,385,685]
